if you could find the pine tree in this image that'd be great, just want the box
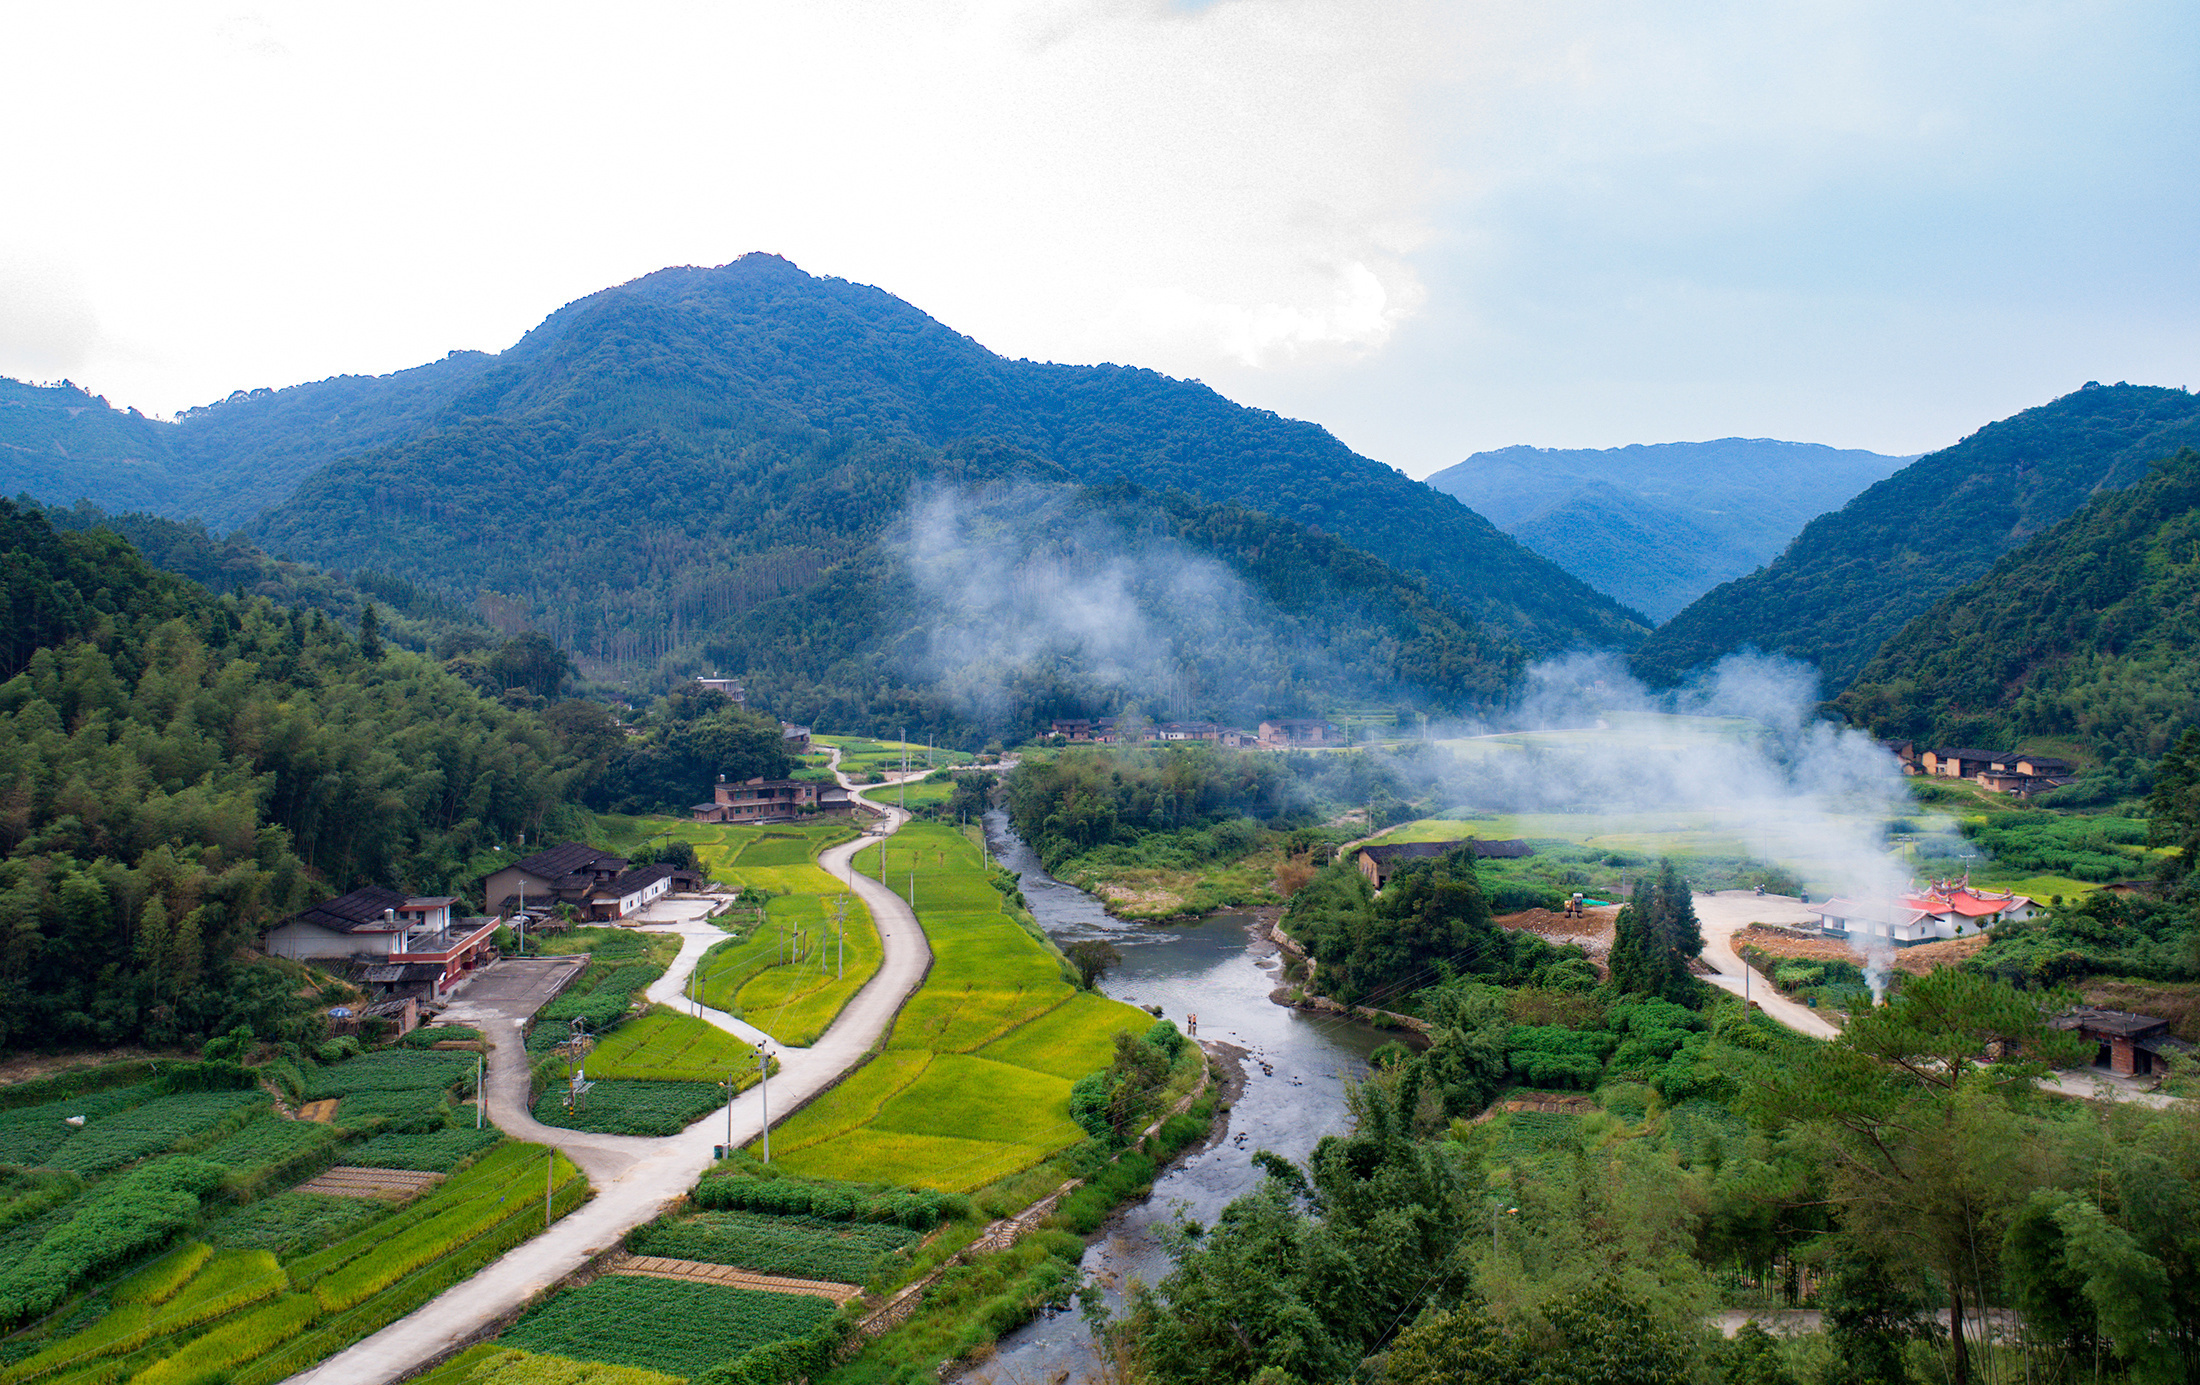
[1607,876,1656,995]
[358,602,384,661]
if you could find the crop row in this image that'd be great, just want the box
[233,1175,592,1385]
[630,1210,919,1283]
[530,1080,726,1137]
[502,1277,834,1380]
[304,1051,478,1099]
[312,1154,582,1311]
[537,962,664,1031]
[0,1157,226,1330]
[0,1086,156,1167]
[38,1090,270,1176]
[349,1127,503,1172]
[200,1114,343,1171]
[4,1249,286,1383]
[412,1345,681,1385]
[692,1172,969,1228]
[206,1192,390,1258]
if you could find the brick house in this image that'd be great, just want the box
[264,887,499,997]
[481,843,629,918]
[2051,1007,2193,1076]
[1259,719,1341,748]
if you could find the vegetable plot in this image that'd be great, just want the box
[503,1278,834,1379]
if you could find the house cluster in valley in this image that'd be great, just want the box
[1880,742,2075,796]
[1048,716,1343,747]
[262,842,710,1010]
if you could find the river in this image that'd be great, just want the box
[976,811,1395,1384]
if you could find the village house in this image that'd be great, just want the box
[2051,1007,2193,1077]
[1356,838,1535,889]
[1809,880,2039,945]
[583,861,679,921]
[1259,718,1342,748]
[1050,716,1257,748]
[695,677,746,703]
[263,887,500,999]
[1915,746,2077,796]
[691,775,854,824]
[481,843,630,919]
[780,722,812,754]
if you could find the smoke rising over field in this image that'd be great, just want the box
[1443,652,1919,994]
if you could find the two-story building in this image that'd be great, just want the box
[263,887,499,997]
[692,776,854,824]
[481,843,630,918]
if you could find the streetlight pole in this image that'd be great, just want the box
[757,1047,771,1164]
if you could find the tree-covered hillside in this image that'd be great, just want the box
[1427,438,1910,621]
[0,500,591,1048]
[1631,384,2200,690]
[8,256,1648,675]
[1838,447,2200,769]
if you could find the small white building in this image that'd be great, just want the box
[1811,881,2038,946]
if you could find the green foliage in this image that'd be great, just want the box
[204,1192,391,1257]
[0,1157,225,1329]
[1607,861,1707,1006]
[1637,383,2200,690]
[1122,1062,1478,1384]
[531,1080,722,1137]
[348,1128,503,1172]
[536,963,665,1031]
[0,501,590,1051]
[1380,1281,1697,1385]
[1970,889,2198,986]
[1286,852,1580,1006]
[628,1210,919,1284]
[690,1174,968,1230]
[1844,446,2200,761]
[503,1277,834,1380]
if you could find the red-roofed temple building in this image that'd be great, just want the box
[1809,881,2040,946]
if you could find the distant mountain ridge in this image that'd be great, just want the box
[1630,384,2200,690]
[1424,438,1911,621]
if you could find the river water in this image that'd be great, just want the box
[976,811,1393,1384]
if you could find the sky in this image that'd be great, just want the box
[2,1,2196,476]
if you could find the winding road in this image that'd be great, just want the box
[295,756,937,1385]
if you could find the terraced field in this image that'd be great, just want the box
[769,822,1150,1192]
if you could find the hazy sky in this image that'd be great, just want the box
[3,1,2195,475]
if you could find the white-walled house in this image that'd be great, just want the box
[263,887,499,995]
[1810,882,2039,946]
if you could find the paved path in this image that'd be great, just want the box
[295,772,932,1385]
[1692,891,1844,1040]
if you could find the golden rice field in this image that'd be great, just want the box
[769,822,1147,1193]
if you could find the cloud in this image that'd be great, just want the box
[0,249,102,382]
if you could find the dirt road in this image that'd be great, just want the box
[296,779,931,1385]
[1691,891,1843,1041]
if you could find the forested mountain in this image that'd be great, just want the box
[1630,384,2200,690]
[0,358,493,532]
[0,499,596,1048]
[1838,447,2200,768]
[1425,438,1910,620]
[6,257,1647,692]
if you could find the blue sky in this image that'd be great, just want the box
[1,1,2193,475]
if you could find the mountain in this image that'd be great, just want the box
[3,256,1649,666]
[1423,438,1912,621]
[1630,384,2200,690]
[0,361,496,533]
[1838,446,2200,769]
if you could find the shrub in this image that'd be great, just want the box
[689,1175,967,1229]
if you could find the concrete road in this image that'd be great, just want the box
[1691,891,1844,1041]
[296,784,932,1385]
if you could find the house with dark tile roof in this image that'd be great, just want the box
[264,887,498,996]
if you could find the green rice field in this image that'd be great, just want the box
[768,822,1148,1193]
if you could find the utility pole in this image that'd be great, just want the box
[837,894,846,980]
[758,1047,771,1164]
[545,1147,554,1230]
[475,1053,484,1129]
[899,728,907,813]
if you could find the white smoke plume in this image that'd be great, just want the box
[887,482,1351,726]
[1435,651,1918,996]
